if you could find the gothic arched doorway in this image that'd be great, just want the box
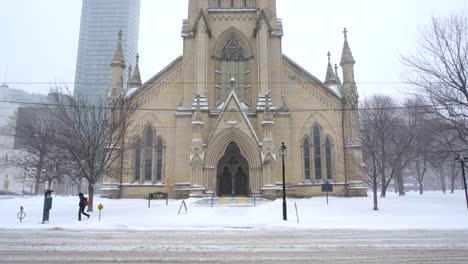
[217,142,249,196]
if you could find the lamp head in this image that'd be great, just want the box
[279,142,287,157]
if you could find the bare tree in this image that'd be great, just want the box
[402,12,468,148]
[387,110,414,196]
[0,109,59,194]
[404,98,439,194]
[360,98,383,210]
[360,95,415,199]
[48,87,134,212]
[360,95,396,198]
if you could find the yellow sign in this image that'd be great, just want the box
[98,203,103,210]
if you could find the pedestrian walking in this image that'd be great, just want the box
[78,193,90,221]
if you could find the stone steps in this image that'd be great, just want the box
[194,196,270,207]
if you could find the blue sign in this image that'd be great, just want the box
[321,182,333,192]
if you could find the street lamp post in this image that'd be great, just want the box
[279,142,287,221]
[455,155,468,211]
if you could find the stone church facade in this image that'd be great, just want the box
[102,0,366,199]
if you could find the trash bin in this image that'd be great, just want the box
[42,190,54,224]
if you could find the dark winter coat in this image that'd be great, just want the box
[79,194,86,207]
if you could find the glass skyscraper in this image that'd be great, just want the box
[74,0,141,101]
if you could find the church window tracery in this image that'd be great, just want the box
[313,125,322,181]
[144,126,154,182]
[134,138,141,182]
[156,138,165,182]
[303,137,311,181]
[325,137,333,180]
[209,0,256,9]
[215,34,251,106]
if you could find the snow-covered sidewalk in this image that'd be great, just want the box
[0,191,467,230]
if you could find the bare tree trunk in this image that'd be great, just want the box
[439,168,447,194]
[396,173,405,196]
[77,175,83,194]
[87,183,94,212]
[34,176,40,195]
[419,179,424,194]
[451,176,455,193]
[380,149,387,198]
[373,176,378,210]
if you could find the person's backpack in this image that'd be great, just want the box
[83,197,89,206]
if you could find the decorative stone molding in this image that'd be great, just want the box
[134,63,182,107]
[208,14,257,22]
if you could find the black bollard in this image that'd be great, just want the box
[42,190,54,224]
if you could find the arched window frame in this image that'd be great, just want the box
[155,137,166,183]
[134,137,142,182]
[213,28,253,107]
[301,136,312,182]
[313,125,323,181]
[144,126,154,182]
[325,136,333,181]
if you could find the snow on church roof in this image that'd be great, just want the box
[282,54,342,98]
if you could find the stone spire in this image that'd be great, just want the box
[324,51,338,86]
[111,30,126,68]
[129,53,142,88]
[334,64,341,85]
[109,30,126,100]
[340,28,356,86]
[340,28,355,67]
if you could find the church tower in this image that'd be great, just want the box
[340,28,364,194]
[180,0,284,110]
[177,0,286,195]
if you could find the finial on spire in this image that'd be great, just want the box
[193,95,202,122]
[229,77,236,93]
[112,29,126,67]
[128,65,132,78]
[136,53,140,64]
[334,64,341,85]
[340,27,355,66]
[324,53,338,86]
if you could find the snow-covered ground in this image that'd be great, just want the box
[1,191,467,230]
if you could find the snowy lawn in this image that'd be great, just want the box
[0,191,467,230]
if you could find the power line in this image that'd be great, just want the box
[0,98,462,113]
[2,81,415,85]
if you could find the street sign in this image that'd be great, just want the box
[321,182,333,205]
[98,203,103,221]
[322,182,333,192]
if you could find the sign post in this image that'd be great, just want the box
[17,206,26,223]
[321,182,333,205]
[98,203,104,221]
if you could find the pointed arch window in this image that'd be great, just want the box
[215,34,252,106]
[303,137,311,181]
[325,137,333,180]
[313,126,322,181]
[134,138,141,182]
[156,139,165,182]
[144,127,154,182]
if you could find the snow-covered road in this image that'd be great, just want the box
[1,229,468,263]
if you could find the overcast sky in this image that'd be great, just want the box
[0,0,466,100]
